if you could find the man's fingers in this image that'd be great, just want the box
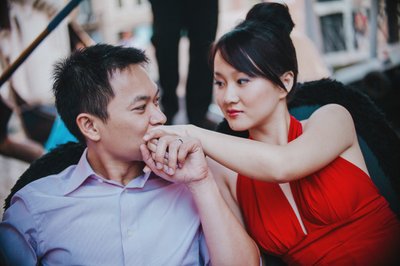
[153,137,170,170]
[140,144,157,171]
[167,139,183,171]
[177,142,189,165]
[142,165,151,173]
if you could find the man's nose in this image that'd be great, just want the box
[150,106,167,125]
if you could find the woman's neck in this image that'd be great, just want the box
[249,109,291,145]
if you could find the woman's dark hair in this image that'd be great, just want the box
[52,44,148,142]
[210,2,298,91]
[245,2,295,36]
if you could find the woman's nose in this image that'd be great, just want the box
[224,86,239,104]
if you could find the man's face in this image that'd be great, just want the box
[96,65,166,162]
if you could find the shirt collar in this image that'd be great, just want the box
[63,149,154,195]
[125,171,152,189]
[63,148,96,195]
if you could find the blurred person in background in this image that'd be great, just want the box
[149,0,219,129]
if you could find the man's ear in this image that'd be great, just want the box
[76,113,101,142]
[280,71,295,93]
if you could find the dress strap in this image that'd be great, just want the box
[288,115,303,142]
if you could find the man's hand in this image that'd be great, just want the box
[140,135,209,185]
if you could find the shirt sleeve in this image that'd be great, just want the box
[199,229,211,266]
[0,195,38,265]
[198,229,263,266]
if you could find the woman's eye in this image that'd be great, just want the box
[214,80,224,87]
[237,78,250,85]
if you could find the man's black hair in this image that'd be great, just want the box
[52,44,148,142]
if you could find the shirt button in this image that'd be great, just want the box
[127,229,134,237]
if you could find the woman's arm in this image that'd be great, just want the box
[140,139,260,265]
[207,157,244,225]
[144,104,358,182]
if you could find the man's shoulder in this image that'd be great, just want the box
[15,165,77,199]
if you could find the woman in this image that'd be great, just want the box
[143,3,400,264]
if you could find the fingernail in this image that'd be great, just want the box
[163,165,174,175]
[163,165,169,173]
[156,162,163,169]
[168,168,174,175]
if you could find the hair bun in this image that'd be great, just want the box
[245,2,295,35]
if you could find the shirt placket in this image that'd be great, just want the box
[119,188,139,265]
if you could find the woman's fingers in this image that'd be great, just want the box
[143,128,168,142]
[143,125,187,142]
[147,139,158,153]
[140,144,174,180]
[147,139,168,163]
[146,137,187,175]
[148,136,185,175]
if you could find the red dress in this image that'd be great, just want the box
[237,116,400,265]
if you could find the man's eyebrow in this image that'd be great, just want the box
[130,88,160,105]
[132,95,150,104]
[154,88,160,98]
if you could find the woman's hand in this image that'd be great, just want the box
[143,125,191,143]
[140,135,209,185]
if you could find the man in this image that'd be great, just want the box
[0,44,259,265]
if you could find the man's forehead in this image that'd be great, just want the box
[109,64,156,92]
[109,64,145,77]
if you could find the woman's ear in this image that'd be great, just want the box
[280,71,295,93]
[76,113,101,142]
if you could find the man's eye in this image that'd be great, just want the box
[154,97,160,106]
[133,105,146,111]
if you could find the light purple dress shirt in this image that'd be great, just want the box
[0,149,209,265]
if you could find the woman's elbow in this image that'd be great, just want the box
[253,162,291,183]
[267,156,293,182]
[271,170,292,183]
